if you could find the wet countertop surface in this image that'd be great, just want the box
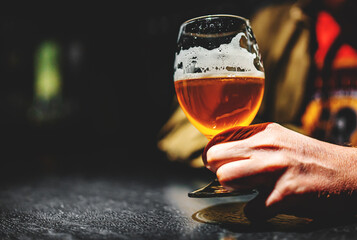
[1,157,357,240]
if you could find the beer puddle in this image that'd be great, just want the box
[192,202,313,232]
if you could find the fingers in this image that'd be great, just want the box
[203,123,289,221]
[205,123,282,172]
[206,128,287,190]
[205,140,252,172]
[202,122,273,165]
[216,158,286,190]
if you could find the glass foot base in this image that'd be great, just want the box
[188,179,258,198]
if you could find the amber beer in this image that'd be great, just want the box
[175,76,264,139]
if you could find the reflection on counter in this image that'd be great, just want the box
[192,202,313,232]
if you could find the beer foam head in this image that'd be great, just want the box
[174,33,264,81]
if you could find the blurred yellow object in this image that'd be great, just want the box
[158,106,208,168]
[302,96,357,145]
[29,40,65,124]
[35,41,61,101]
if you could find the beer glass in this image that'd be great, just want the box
[174,15,265,197]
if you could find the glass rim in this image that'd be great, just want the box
[180,14,249,27]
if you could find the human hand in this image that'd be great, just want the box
[204,123,357,220]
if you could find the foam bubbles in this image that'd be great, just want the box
[174,33,264,81]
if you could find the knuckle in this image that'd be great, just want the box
[267,122,281,131]
[251,123,282,146]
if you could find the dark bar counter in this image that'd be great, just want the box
[1,152,357,240]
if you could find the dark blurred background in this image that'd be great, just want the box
[0,1,286,179]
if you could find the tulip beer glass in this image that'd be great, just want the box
[174,15,265,197]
